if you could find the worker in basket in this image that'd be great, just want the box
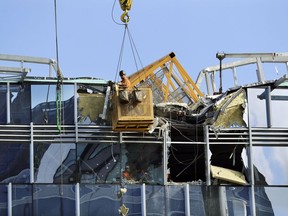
[119,70,131,89]
[118,70,142,104]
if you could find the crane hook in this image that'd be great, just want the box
[121,10,130,23]
[119,0,132,23]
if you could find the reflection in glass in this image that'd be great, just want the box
[0,84,7,124]
[33,184,75,216]
[77,143,120,183]
[146,185,164,215]
[10,84,31,124]
[80,184,120,215]
[270,89,288,127]
[166,186,185,215]
[31,84,74,125]
[264,187,288,216]
[34,142,76,183]
[12,185,32,215]
[189,186,206,215]
[122,185,142,215]
[248,88,268,127]
[0,185,7,215]
[0,143,30,183]
[253,146,288,185]
[248,88,288,127]
[202,186,273,215]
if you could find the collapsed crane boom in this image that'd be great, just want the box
[128,52,203,104]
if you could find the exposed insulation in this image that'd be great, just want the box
[212,90,247,128]
[78,93,105,123]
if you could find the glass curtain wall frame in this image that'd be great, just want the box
[0,183,284,216]
[0,84,7,124]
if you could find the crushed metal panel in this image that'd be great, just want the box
[210,89,247,128]
[211,165,247,185]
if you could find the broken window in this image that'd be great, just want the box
[122,143,163,184]
[77,84,107,125]
[77,143,121,184]
[168,124,206,183]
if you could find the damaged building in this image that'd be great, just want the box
[0,52,287,215]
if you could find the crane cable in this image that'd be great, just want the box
[54,0,63,133]
[111,0,143,83]
[54,0,65,196]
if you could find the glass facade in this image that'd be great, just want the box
[34,142,76,184]
[0,80,287,215]
[10,84,31,124]
[77,143,121,184]
[0,142,30,183]
[0,184,285,216]
[31,84,74,125]
[248,88,288,128]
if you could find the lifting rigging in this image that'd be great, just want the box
[111,0,203,132]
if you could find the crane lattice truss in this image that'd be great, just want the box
[128,52,203,105]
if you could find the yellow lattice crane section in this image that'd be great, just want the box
[128,52,203,105]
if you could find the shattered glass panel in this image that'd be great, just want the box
[10,84,31,124]
[34,142,76,183]
[77,143,121,183]
[77,84,106,125]
[122,143,163,184]
[0,85,7,124]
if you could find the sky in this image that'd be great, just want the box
[2,1,288,214]
[2,0,288,92]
